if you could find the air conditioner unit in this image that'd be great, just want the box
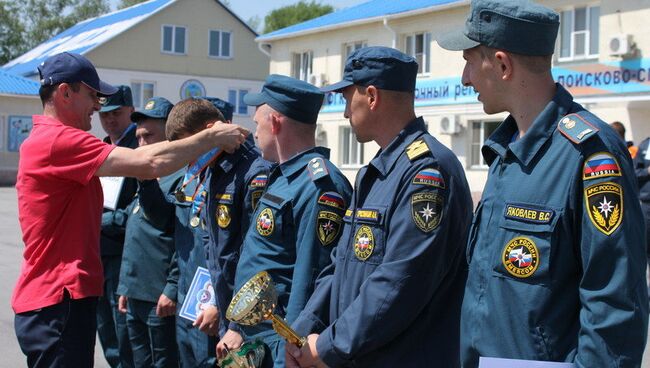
[440,115,461,135]
[309,73,326,87]
[609,34,632,56]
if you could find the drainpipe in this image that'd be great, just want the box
[258,42,271,58]
[383,18,397,48]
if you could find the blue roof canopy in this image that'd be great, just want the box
[2,0,175,77]
[258,0,464,41]
[0,70,39,96]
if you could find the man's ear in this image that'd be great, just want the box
[494,51,514,81]
[366,85,379,111]
[206,122,214,129]
[270,113,281,134]
[58,83,70,100]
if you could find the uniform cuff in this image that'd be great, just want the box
[316,326,349,368]
[228,322,242,333]
[292,312,327,336]
[162,283,177,302]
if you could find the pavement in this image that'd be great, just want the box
[0,185,649,367]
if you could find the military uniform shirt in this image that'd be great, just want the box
[293,118,473,367]
[233,147,352,343]
[461,85,648,368]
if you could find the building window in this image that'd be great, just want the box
[292,51,313,82]
[340,126,364,166]
[161,25,187,54]
[344,41,367,60]
[209,30,232,58]
[131,81,155,108]
[228,89,249,115]
[405,32,431,74]
[559,6,600,60]
[470,120,500,168]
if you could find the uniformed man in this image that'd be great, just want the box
[197,97,274,356]
[232,74,352,367]
[98,85,137,368]
[116,97,180,368]
[437,0,649,366]
[285,47,473,368]
[634,137,650,268]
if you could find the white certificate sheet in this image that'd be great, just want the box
[479,357,575,368]
[100,176,125,210]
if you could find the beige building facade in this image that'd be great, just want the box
[259,0,650,193]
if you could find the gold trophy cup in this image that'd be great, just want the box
[226,271,307,347]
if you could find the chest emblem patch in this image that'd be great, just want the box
[412,168,445,189]
[583,152,622,180]
[585,182,623,236]
[256,208,274,236]
[217,204,231,228]
[411,192,444,233]
[317,211,343,246]
[502,237,540,278]
[354,225,374,261]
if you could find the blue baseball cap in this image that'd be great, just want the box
[243,74,324,125]
[322,46,418,93]
[37,52,118,95]
[203,97,234,121]
[131,97,174,122]
[437,0,559,56]
[99,85,133,112]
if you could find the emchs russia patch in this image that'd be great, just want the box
[585,182,623,236]
[502,237,539,278]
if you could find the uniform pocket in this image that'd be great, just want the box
[350,207,387,265]
[254,194,292,244]
[492,206,561,285]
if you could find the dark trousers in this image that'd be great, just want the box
[97,255,134,368]
[14,292,97,368]
[126,298,178,368]
[176,314,217,368]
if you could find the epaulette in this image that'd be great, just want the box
[307,157,329,181]
[557,112,599,145]
[405,138,431,161]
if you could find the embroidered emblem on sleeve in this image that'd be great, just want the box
[582,152,622,180]
[354,225,374,261]
[217,204,231,228]
[412,168,445,189]
[502,237,539,278]
[317,192,346,211]
[251,190,263,211]
[317,211,343,246]
[585,182,623,236]
[250,175,268,188]
[256,208,274,236]
[411,192,444,233]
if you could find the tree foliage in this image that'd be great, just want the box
[263,1,333,34]
[0,0,108,65]
[118,0,147,9]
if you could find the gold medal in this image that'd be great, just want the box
[190,216,200,227]
[175,190,186,202]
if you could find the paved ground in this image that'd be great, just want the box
[0,185,649,367]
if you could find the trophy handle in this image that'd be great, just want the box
[269,314,307,348]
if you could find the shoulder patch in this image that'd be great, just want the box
[250,174,268,188]
[585,181,623,236]
[411,191,444,232]
[405,139,430,161]
[557,114,599,144]
[307,157,329,181]
[318,192,346,211]
[583,152,622,181]
[412,168,445,189]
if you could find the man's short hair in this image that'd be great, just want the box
[610,121,626,140]
[166,98,225,141]
[38,82,80,106]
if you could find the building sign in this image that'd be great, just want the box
[180,79,206,99]
[8,115,32,152]
[321,58,650,113]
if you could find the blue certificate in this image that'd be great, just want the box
[179,267,216,322]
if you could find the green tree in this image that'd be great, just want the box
[263,1,333,34]
[0,1,25,64]
[118,0,147,9]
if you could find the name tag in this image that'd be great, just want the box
[504,203,554,224]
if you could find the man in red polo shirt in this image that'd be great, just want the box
[13,52,248,368]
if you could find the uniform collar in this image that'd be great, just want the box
[276,146,330,179]
[215,134,257,174]
[370,117,426,176]
[483,84,574,166]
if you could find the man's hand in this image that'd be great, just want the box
[193,305,220,336]
[156,293,176,317]
[118,295,128,314]
[207,123,249,153]
[286,334,328,368]
[216,329,244,359]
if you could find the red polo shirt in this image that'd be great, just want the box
[12,115,115,313]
